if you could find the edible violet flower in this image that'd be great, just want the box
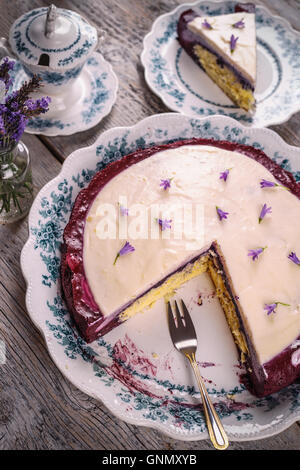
[119,204,129,216]
[157,218,172,231]
[160,178,172,190]
[264,301,290,316]
[230,34,239,53]
[113,241,135,265]
[216,206,229,221]
[258,203,272,223]
[202,19,213,29]
[232,18,245,29]
[248,246,267,261]
[260,179,277,188]
[288,252,300,266]
[260,179,290,191]
[219,169,230,182]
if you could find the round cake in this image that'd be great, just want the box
[61,138,300,397]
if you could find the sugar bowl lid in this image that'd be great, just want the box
[9,4,98,69]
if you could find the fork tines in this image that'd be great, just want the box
[167,299,197,338]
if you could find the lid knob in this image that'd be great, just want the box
[45,4,57,38]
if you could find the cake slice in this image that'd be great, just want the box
[177,4,256,111]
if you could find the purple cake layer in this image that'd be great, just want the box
[177,6,255,91]
[235,3,255,14]
[61,137,300,397]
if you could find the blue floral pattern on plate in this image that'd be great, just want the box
[21,114,300,441]
[141,0,300,127]
[10,52,118,136]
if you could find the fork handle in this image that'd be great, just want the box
[186,352,229,450]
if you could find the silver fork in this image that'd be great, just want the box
[167,299,229,450]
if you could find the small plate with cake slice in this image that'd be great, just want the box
[21,113,300,444]
[141,1,300,127]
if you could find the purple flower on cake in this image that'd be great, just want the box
[260,179,277,188]
[216,206,229,221]
[288,252,300,266]
[202,19,213,29]
[264,303,277,315]
[119,204,129,216]
[258,203,272,223]
[232,19,245,29]
[113,241,135,265]
[157,218,172,231]
[219,169,230,182]
[260,179,290,191]
[230,34,239,53]
[248,246,267,261]
[264,301,290,315]
[160,178,172,190]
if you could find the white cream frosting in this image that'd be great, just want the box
[83,145,300,365]
[187,12,256,86]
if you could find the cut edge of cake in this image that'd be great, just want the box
[177,3,257,112]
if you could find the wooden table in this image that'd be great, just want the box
[0,0,299,451]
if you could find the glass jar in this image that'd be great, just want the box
[0,141,33,224]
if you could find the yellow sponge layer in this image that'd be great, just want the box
[193,44,255,112]
[119,248,249,364]
[120,255,209,321]
[208,259,249,361]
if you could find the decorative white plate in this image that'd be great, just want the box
[10,51,118,136]
[21,113,300,443]
[141,0,300,128]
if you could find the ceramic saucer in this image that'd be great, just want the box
[10,51,118,136]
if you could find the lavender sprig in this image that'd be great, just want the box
[113,241,135,265]
[23,97,51,118]
[0,70,50,148]
[216,206,229,221]
[248,246,267,261]
[0,61,50,216]
[288,252,300,266]
[258,203,272,223]
[230,34,239,53]
[264,301,290,315]
[0,58,15,92]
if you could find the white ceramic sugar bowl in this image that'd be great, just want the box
[8,4,100,94]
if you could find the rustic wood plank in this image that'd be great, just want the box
[0,0,299,451]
